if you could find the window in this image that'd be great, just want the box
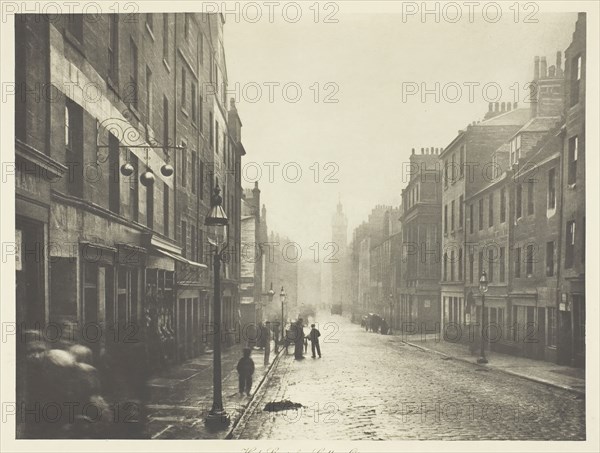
[444,204,448,234]
[215,121,219,153]
[499,247,505,282]
[191,225,196,262]
[163,182,169,236]
[526,244,534,276]
[200,160,204,200]
[209,112,214,147]
[459,146,464,178]
[515,247,521,278]
[146,66,153,125]
[108,15,119,81]
[547,168,556,209]
[469,204,474,234]
[163,96,169,147]
[181,67,187,110]
[129,38,139,108]
[191,82,197,122]
[478,199,484,230]
[459,195,463,229]
[547,307,557,347]
[568,136,578,185]
[443,252,448,281]
[458,248,463,281]
[527,179,534,215]
[65,99,83,197]
[510,135,521,165]
[108,133,120,214]
[500,188,506,223]
[488,192,494,227]
[478,251,483,280]
[181,220,187,256]
[565,220,575,268]
[570,54,581,106]
[469,252,474,283]
[146,178,154,229]
[451,153,456,183]
[451,200,455,232]
[163,14,169,59]
[546,241,554,276]
[181,141,187,188]
[198,228,204,263]
[444,159,449,188]
[199,95,203,131]
[450,250,455,281]
[67,14,83,41]
[516,184,522,219]
[488,248,494,282]
[191,150,197,194]
[199,32,204,64]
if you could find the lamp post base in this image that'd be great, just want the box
[205,410,231,429]
[477,356,488,364]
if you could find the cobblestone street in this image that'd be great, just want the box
[237,314,585,440]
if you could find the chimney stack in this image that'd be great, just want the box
[534,56,540,80]
[501,102,506,112]
[513,101,518,109]
[412,148,415,154]
[494,102,500,112]
[549,65,556,77]
[507,102,512,111]
[541,56,547,78]
[556,51,562,76]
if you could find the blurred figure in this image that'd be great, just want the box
[236,348,255,397]
[308,324,322,358]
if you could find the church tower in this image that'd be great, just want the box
[331,199,348,313]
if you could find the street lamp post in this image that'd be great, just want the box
[477,270,489,364]
[204,182,230,428]
[280,286,286,341]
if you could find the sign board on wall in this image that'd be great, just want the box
[15,229,22,271]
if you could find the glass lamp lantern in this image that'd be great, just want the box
[478,270,489,294]
[280,287,286,303]
[205,183,229,247]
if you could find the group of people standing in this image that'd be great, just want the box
[285,318,322,360]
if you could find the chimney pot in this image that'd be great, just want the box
[501,102,506,112]
[514,101,518,109]
[556,51,562,72]
[420,148,424,154]
[488,102,493,111]
[549,65,556,77]
[507,102,512,111]
[541,56,547,78]
[412,148,415,154]
[494,102,500,112]
[534,56,540,80]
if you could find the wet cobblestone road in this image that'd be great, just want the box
[237,314,585,440]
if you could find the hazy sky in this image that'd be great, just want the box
[224,5,578,250]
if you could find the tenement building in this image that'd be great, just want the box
[14,13,246,369]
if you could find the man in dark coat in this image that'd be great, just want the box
[236,348,255,396]
[308,324,322,358]
[294,319,305,360]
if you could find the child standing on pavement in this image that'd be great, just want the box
[237,348,255,397]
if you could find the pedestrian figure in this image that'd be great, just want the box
[308,324,322,358]
[294,318,305,360]
[236,348,255,397]
[264,321,272,366]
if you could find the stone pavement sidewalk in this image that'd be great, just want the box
[401,333,585,395]
[144,342,281,439]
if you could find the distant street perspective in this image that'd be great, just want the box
[235,313,584,441]
[5,2,594,449]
